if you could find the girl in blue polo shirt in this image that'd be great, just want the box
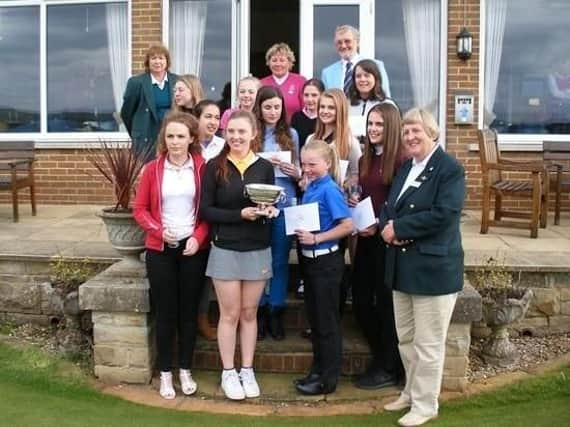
[294,139,353,396]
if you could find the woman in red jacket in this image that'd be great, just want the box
[133,112,210,400]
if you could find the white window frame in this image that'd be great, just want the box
[478,0,568,152]
[300,0,447,147]
[162,0,247,110]
[0,0,131,148]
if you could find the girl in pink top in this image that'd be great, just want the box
[260,43,307,123]
[219,76,261,131]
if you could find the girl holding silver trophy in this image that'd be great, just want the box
[199,110,281,401]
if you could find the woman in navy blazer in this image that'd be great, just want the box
[120,45,178,160]
[379,108,465,427]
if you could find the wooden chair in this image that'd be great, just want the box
[478,129,549,238]
[543,141,570,225]
[0,141,37,222]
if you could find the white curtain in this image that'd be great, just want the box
[402,0,440,117]
[105,2,128,131]
[484,0,507,127]
[170,0,208,75]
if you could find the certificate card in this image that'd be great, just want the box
[284,202,320,236]
[351,196,377,231]
[339,159,349,180]
[258,151,292,178]
[349,115,366,137]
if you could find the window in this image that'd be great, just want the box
[484,0,570,135]
[375,0,442,118]
[168,0,232,101]
[0,6,40,132]
[0,1,129,137]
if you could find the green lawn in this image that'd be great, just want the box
[0,340,569,427]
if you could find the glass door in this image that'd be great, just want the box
[299,0,374,79]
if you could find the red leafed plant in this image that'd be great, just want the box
[86,141,149,212]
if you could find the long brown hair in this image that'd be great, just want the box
[311,89,351,160]
[360,103,401,185]
[214,110,257,183]
[252,86,295,159]
[156,112,201,156]
[348,59,386,105]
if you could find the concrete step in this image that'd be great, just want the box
[193,327,372,376]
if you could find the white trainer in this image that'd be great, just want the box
[384,394,411,411]
[221,369,245,400]
[159,371,176,400]
[398,411,437,427]
[239,367,261,398]
[179,369,197,396]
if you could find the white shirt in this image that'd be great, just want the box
[201,135,225,162]
[161,156,196,240]
[151,73,168,90]
[396,143,440,202]
[341,55,360,87]
[272,73,289,86]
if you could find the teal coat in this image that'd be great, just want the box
[120,72,178,155]
[379,146,465,296]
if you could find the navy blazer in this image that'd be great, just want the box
[379,146,465,296]
[120,72,178,154]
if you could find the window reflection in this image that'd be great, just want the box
[169,0,232,100]
[0,7,40,133]
[47,3,126,132]
[487,0,570,134]
[375,0,440,118]
[313,6,359,78]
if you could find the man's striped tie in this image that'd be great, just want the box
[343,61,353,95]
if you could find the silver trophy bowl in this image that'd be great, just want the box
[244,183,285,214]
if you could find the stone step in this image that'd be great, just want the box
[192,328,372,376]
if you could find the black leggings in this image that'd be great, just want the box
[146,244,208,372]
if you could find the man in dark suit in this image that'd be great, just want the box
[120,45,178,161]
[379,108,465,427]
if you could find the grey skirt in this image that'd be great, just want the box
[206,245,272,281]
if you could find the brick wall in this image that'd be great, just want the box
[132,0,163,74]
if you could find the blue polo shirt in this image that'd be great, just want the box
[301,174,350,250]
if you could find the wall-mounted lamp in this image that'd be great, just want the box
[456,27,473,60]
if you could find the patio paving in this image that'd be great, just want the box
[0,204,569,270]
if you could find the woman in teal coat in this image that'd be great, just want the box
[120,45,178,160]
[379,108,465,427]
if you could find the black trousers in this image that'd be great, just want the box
[302,250,344,385]
[146,243,208,372]
[352,235,403,377]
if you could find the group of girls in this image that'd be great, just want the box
[133,55,405,401]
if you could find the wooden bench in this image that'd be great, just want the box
[478,129,549,238]
[544,141,570,225]
[0,141,37,222]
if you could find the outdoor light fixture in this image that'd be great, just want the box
[456,0,472,60]
[456,27,473,60]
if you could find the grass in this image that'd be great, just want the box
[0,339,569,427]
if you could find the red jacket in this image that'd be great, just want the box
[133,153,210,251]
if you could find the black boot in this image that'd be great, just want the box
[268,306,285,341]
[257,305,268,340]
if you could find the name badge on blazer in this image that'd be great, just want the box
[410,181,422,188]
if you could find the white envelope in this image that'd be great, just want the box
[258,151,292,178]
[284,202,321,236]
[339,159,349,180]
[350,196,377,231]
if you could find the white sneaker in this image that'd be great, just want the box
[398,411,437,427]
[159,371,176,400]
[179,369,197,396]
[384,394,411,411]
[239,367,261,398]
[221,369,245,400]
